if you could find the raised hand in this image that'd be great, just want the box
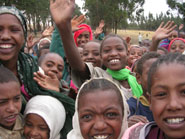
[27,34,34,50]
[42,26,54,37]
[71,15,85,32]
[150,21,177,51]
[99,20,105,29]
[179,24,184,31]
[153,21,177,42]
[94,20,105,36]
[33,71,60,92]
[50,0,75,26]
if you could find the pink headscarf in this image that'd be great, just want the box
[168,38,185,52]
[73,24,93,47]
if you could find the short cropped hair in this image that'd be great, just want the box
[0,65,19,84]
[136,52,161,75]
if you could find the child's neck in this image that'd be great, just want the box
[0,123,15,130]
[119,80,130,89]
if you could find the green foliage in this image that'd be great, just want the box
[0,0,82,33]
[130,12,183,31]
[167,0,185,31]
[82,0,145,33]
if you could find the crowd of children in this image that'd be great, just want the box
[0,0,185,138]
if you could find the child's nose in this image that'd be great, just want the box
[1,30,11,40]
[30,128,39,136]
[110,49,117,56]
[167,95,183,111]
[7,101,16,113]
[93,118,107,131]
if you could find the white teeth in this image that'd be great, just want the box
[166,118,184,124]
[7,115,15,119]
[0,44,12,49]
[110,59,119,64]
[94,135,108,139]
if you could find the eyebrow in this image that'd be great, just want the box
[154,82,185,89]
[176,83,185,88]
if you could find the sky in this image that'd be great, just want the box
[76,0,180,16]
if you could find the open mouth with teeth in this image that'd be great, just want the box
[165,118,185,124]
[0,44,13,49]
[92,135,110,139]
[5,114,17,123]
[109,59,120,64]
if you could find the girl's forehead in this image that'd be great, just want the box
[0,14,21,24]
[102,37,125,47]
[173,40,185,44]
[78,89,122,107]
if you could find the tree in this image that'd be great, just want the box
[82,0,145,34]
[167,0,185,31]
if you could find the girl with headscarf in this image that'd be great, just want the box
[73,24,93,47]
[24,95,66,139]
[67,78,129,139]
[0,6,74,138]
[168,38,185,53]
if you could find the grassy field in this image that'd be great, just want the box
[117,30,154,45]
[33,29,155,45]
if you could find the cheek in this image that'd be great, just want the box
[57,72,63,80]
[16,32,25,46]
[109,119,122,137]
[23,126,30,135]
[79,121,92,138]
[150,98,165,118]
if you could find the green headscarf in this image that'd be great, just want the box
[107,68,143,98]
[0,6,74,138]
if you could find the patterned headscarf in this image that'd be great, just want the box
[0,6,27,40]
[73,24,93,47]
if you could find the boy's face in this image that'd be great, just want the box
[82,42,102,67]
[149,63,185,139]
[41,53,64,80]
[168,30,178,41]
[0,81,21,130]
[127,46,143,67]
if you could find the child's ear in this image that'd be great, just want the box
[136,72,142,85]
[147,92,152,110]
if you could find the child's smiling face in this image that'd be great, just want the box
[82,42,102,67]
[40,53,64,80]
[78,89,123,139]
[101,37,128,71]
[170,40,185,54]
[150,63,185,139]
[24,113,49,139]
[127,46,143,67]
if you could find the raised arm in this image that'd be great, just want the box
[150,21,177,51]
[49,0,88,78]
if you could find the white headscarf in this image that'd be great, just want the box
[38,38,51,49]
[24,95,66,139]
[67,78,129,139]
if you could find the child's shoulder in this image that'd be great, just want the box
[122,122,158,139]
[0,114,24,138]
